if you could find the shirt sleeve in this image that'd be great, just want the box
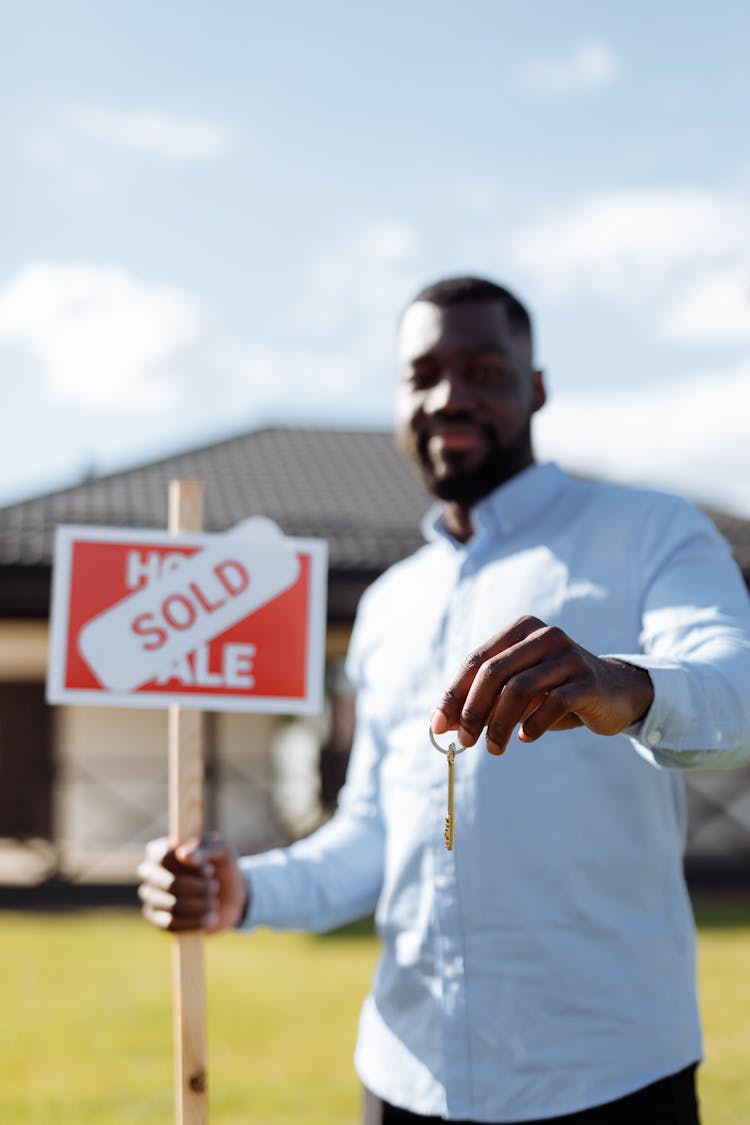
[236,594,387,933]
[608,497,750,769]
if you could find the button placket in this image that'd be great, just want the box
[437,561,474,1111]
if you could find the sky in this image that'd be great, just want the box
[2,1,749,516]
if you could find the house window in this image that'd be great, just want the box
[0,683,52,839]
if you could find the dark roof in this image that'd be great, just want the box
[0,427,432,617]
[705,507,750,581]
[1,426,749,618]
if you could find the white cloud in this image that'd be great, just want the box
[302,218,423,336]
[0,262,203,411]
[231,346,360,399]
[661,266,750,345]
[61,104,237,160]
[24,104,236,192]
[511,187,750,298]
[535,359,750,516]
[223,219,425,417]
[510,186,750,356]
[519,38,620,95]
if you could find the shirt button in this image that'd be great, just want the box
[715,730,723,743]
[647,729,662,746]
[435,873,450,890]
[444,960,463,979]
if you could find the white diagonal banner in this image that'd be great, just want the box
[78,519,300,692]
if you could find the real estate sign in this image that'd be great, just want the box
[47,518,328,714]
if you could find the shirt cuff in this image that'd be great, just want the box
[605,653,733,765]
[605,655,689,750]
[232,850,305,931]
[233,852,285,933]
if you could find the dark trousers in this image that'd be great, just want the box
[362,1063,700,1124]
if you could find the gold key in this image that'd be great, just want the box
[445,747,456,850]
[429,727,466,851]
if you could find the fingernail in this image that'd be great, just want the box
[430,708,448,734]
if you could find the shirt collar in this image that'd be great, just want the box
[422,462,565,548]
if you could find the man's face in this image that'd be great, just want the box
[395,299,546,506]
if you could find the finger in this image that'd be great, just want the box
[141,901,219,933]
[136,850,217,892]
[430,706,451,736]
[485,691,545,753]
[432,616,546,735]
[138,881,174,907]
[141,836,213,880]
[517,683,586,742]
[136,856,175,890]
[137,852,219,901]
[143,834,215,872]
[175,833,236,874]
[138,879,220,918]
[141,903,178,930]
[166,870,221,902]
[460,628,573,748]
[173,836,208,867]
[139,880,221,932]
[483,653,580,754]
[143,836,171,866]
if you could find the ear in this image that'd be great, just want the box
[531,368,546,413]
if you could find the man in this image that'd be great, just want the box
[139,276,750,1123]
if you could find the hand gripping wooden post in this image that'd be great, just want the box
[168,480,209,1125]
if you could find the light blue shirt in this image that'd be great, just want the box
[239,463,750,1122]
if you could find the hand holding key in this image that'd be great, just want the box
[431,615,653,756]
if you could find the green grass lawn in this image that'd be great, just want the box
[0,901,748,1124]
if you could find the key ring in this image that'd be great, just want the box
[429,727,467,756]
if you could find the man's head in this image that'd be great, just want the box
[395,276,546,517]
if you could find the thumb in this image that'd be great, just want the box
[174,836,206,866]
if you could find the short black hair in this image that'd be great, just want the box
[409,275,532,339]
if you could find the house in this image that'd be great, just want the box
[1,426,749,890]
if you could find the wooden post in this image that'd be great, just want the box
[168,480,209,1125]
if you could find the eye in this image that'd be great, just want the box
[466,360,513,386]
[407,364,439,390]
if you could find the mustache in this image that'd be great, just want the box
[417,418,496,452]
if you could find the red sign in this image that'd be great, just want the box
[47,520,328,714]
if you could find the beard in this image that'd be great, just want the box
[416,423,534,507]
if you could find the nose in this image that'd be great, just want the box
[423,370,474,414]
